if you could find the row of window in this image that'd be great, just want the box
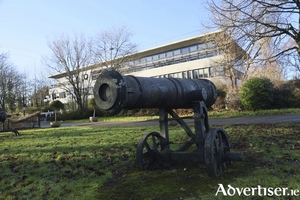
[156,67,243,80]
[129,40,217,65]
[51,87,94,100]
[156,67,214,79]
[134,50,215,72]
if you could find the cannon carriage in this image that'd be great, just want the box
[93,70,244,177]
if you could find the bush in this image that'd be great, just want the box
[49,100,64,111]
[272,82,295,108]
[212,86,226,110]
[240,77,274,110]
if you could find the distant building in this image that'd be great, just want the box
[48,30,246,105]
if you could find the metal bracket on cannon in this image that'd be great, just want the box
[93,70,244,177]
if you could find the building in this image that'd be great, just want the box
[48,30,246,106]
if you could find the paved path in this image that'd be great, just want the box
[40,114,300,128]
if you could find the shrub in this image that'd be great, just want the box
[212,86,226,110]
[240,77,274,110]
[272,82,295,108]
[49,100,64,111]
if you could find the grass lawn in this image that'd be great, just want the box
[1,122,300,199]
[64,108,300,123]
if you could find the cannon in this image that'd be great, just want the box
[93,70,244,177]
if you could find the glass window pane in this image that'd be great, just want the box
[209,67,214,77]
[181,47,189,54]
[204,68,209,77]
[193,70,199,79]
[152,54,159,60]
[159,53,165,59]
[173,49,180,56]
[166,51,173,57]
[146,56,152,62]
[190,45,197,52]
[198,43,206,50]
[187,71,192,79]
[199,69,204,77]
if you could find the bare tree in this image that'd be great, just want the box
[93,26,138,72]
[0,52,25,112]
[45,33,94,114]
[0,52,10,110]
[206,0,300,75]
[30,76,49,108]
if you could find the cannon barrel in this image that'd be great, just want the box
[93,70,217,115]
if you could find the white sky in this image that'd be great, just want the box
[0,0,211,78]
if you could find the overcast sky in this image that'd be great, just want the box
[0,0,211,77]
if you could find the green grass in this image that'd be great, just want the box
[1,122,300,199]
[65,108,300,123]
[208,108,300,118]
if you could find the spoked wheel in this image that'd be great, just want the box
[136,132,168,170]
[204,128,232,177]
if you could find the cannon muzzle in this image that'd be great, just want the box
[93,70,217,115]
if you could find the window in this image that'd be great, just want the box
[193,70,199,79]
[146,56,152,62]
[92,75,98,80]
[182,71,187,79]
[51,93,57,100]
[159,53,166,59]
[152,54,159,60]
[209,67,214,77]
[198,43,206,50]
[173,49,180,56]
[166,51,173,57]
[190,45,198,52]
[140,58,146,63]
[181,47,189,54]
[203,68,209,77]
[187,71,192,79]
[198,69,204,78]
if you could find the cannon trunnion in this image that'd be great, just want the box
[93,70,244,177]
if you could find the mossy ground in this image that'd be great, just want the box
[1,122,300,199]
